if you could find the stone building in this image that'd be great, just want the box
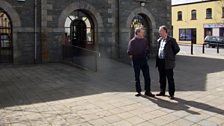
[0,0,171,65]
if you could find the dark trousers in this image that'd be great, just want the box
[157,59,175,96]
[132,58,151,93]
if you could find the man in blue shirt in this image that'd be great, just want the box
[127,27,155,97]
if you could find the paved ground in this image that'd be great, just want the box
[0,46,224,126]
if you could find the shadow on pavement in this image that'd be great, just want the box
[141,95,224,116]
[141,95,200,115]
[0,55,223,109]
[174,55,224,91]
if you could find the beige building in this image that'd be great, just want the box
[172,0,224,44]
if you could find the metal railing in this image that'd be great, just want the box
[202,42,224,54]
[62,45,98,72]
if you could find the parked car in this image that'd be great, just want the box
[204,36,224,48]
[0,33,10,48]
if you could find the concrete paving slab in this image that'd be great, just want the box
[0,51,224,126]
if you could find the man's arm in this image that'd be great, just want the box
[127,40,133,59]
[172,38,180,55]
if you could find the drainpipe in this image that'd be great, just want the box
[117,0,120,58]
[34,0,37,63]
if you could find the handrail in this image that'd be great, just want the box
[69,44,98,53]
[62,44,98,72]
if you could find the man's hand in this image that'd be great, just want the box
[129,55,133,59]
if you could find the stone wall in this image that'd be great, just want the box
[0,0,171,64]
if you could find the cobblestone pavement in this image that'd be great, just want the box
[0,53,224,126]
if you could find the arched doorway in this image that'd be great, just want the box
[130,14,152,47]
[64,10,95,50]
[71,20,86,47]
[0,8,12,63]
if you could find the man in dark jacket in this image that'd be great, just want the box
[156,25,180,100]
[127,27,155,97]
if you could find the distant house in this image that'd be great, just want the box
[172,0,224,44]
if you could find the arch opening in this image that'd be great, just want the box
[0,8,13,63]
[64,10,95,50]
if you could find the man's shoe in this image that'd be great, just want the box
[156,92,165,96]
[170,96,175,100]
[135,92,142,97]
[145,92,155,97]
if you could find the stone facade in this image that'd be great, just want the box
[0,0,171,64]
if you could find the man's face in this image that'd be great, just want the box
[138,29,145,38]
[159,28,167,38]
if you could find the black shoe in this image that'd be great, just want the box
[156,92,165,96]
[169,96,175,100]
[145,92,155,97]
[135,92,142,97]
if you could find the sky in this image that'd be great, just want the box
[172,0,202,5]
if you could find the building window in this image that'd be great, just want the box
[222,7,224,18]
[0,8,13,63]
[204,28,212,38]
[206,8,212,19]
[191,10,196,20]
[179,28,196,41]
[177,11,182,21]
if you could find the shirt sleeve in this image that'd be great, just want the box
[127,40,133,55]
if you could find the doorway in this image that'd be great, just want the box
[0,8,13,63]
[64,10,95,50]
[130,14,152,47]
[191,29,197,44]
[71,20,87,48]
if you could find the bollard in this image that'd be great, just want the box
[191,42,193,55]
[202,44,205,54]
[217,43,219,54]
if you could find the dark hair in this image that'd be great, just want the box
[135,27,144,35]
[159,25,168,33]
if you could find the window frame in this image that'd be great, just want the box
[177,11,182,21]
[179,28,196,41]
[206,8,212,19]
[191,10,197,20]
